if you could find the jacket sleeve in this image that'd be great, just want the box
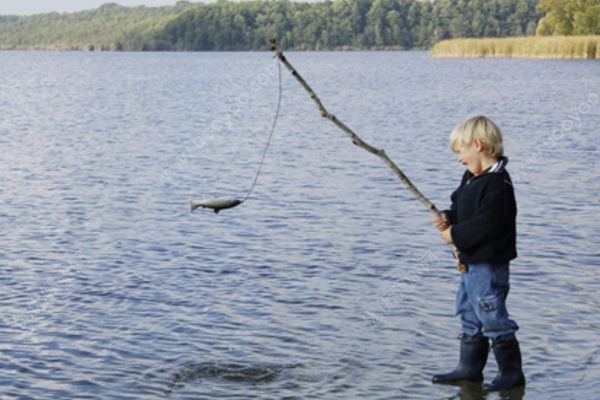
[450,181,513,252]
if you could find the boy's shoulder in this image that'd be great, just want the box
[488,157,514,188]
[487,169,514,191]
[461,157,514,190]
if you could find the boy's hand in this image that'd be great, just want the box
[440,227,453,244]
[432,212,450,232]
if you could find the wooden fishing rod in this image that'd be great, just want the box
[269,39,465,272]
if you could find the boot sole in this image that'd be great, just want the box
[432,375,484,384]
[483,379,525,392]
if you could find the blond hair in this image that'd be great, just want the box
[449,115,504,158]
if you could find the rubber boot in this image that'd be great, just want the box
[432,333,489,384]
[484,336,525,391]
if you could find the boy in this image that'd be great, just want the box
[431,116,525,391]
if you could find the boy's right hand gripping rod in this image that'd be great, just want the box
[269,39,466,273]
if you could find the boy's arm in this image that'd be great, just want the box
[450,181,515,251]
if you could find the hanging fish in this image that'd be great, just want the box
[189,60,282,216]
[190,198,243,214]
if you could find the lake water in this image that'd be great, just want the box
[0,51,598,399]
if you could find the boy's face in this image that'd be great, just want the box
[455,140,489,176]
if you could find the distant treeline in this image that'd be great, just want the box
[0,0,544,51]
[156,0,542,50]
[0,2,197,51]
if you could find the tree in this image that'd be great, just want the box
[536,0,600,35]
[450,0,472,38]
[573,2,600,34]
[432,0,453,41]
[536,0,574,34]
[365,0,388,46]
[385,10,402,46]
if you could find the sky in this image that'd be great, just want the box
[0,1,193,15]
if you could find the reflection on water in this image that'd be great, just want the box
[445,380,525,400]
[171,361,298,384]
[0,51,598,399]
[166,361,301,394]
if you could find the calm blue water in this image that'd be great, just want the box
[0,51,598,399]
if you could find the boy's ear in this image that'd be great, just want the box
[474,139,484,152]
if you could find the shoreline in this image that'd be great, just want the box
[0,45,430,52]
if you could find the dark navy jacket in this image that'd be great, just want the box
[445,157,517,264]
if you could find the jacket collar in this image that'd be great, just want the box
[488,156,508,173]
[466,157,508,182]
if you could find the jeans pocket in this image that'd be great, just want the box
[479,294,501,313]
[477,292,516,335]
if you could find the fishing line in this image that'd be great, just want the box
[190,58,282,214]
[241,58,282,203]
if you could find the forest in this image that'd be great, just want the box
[155,0,542,50]
[0,0,597,51]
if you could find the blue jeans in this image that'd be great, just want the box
[456,262,519,340]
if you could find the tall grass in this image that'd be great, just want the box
[432,36,600,59]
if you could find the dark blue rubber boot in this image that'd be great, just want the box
[484,336,525,391]
[432,334,489,384]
